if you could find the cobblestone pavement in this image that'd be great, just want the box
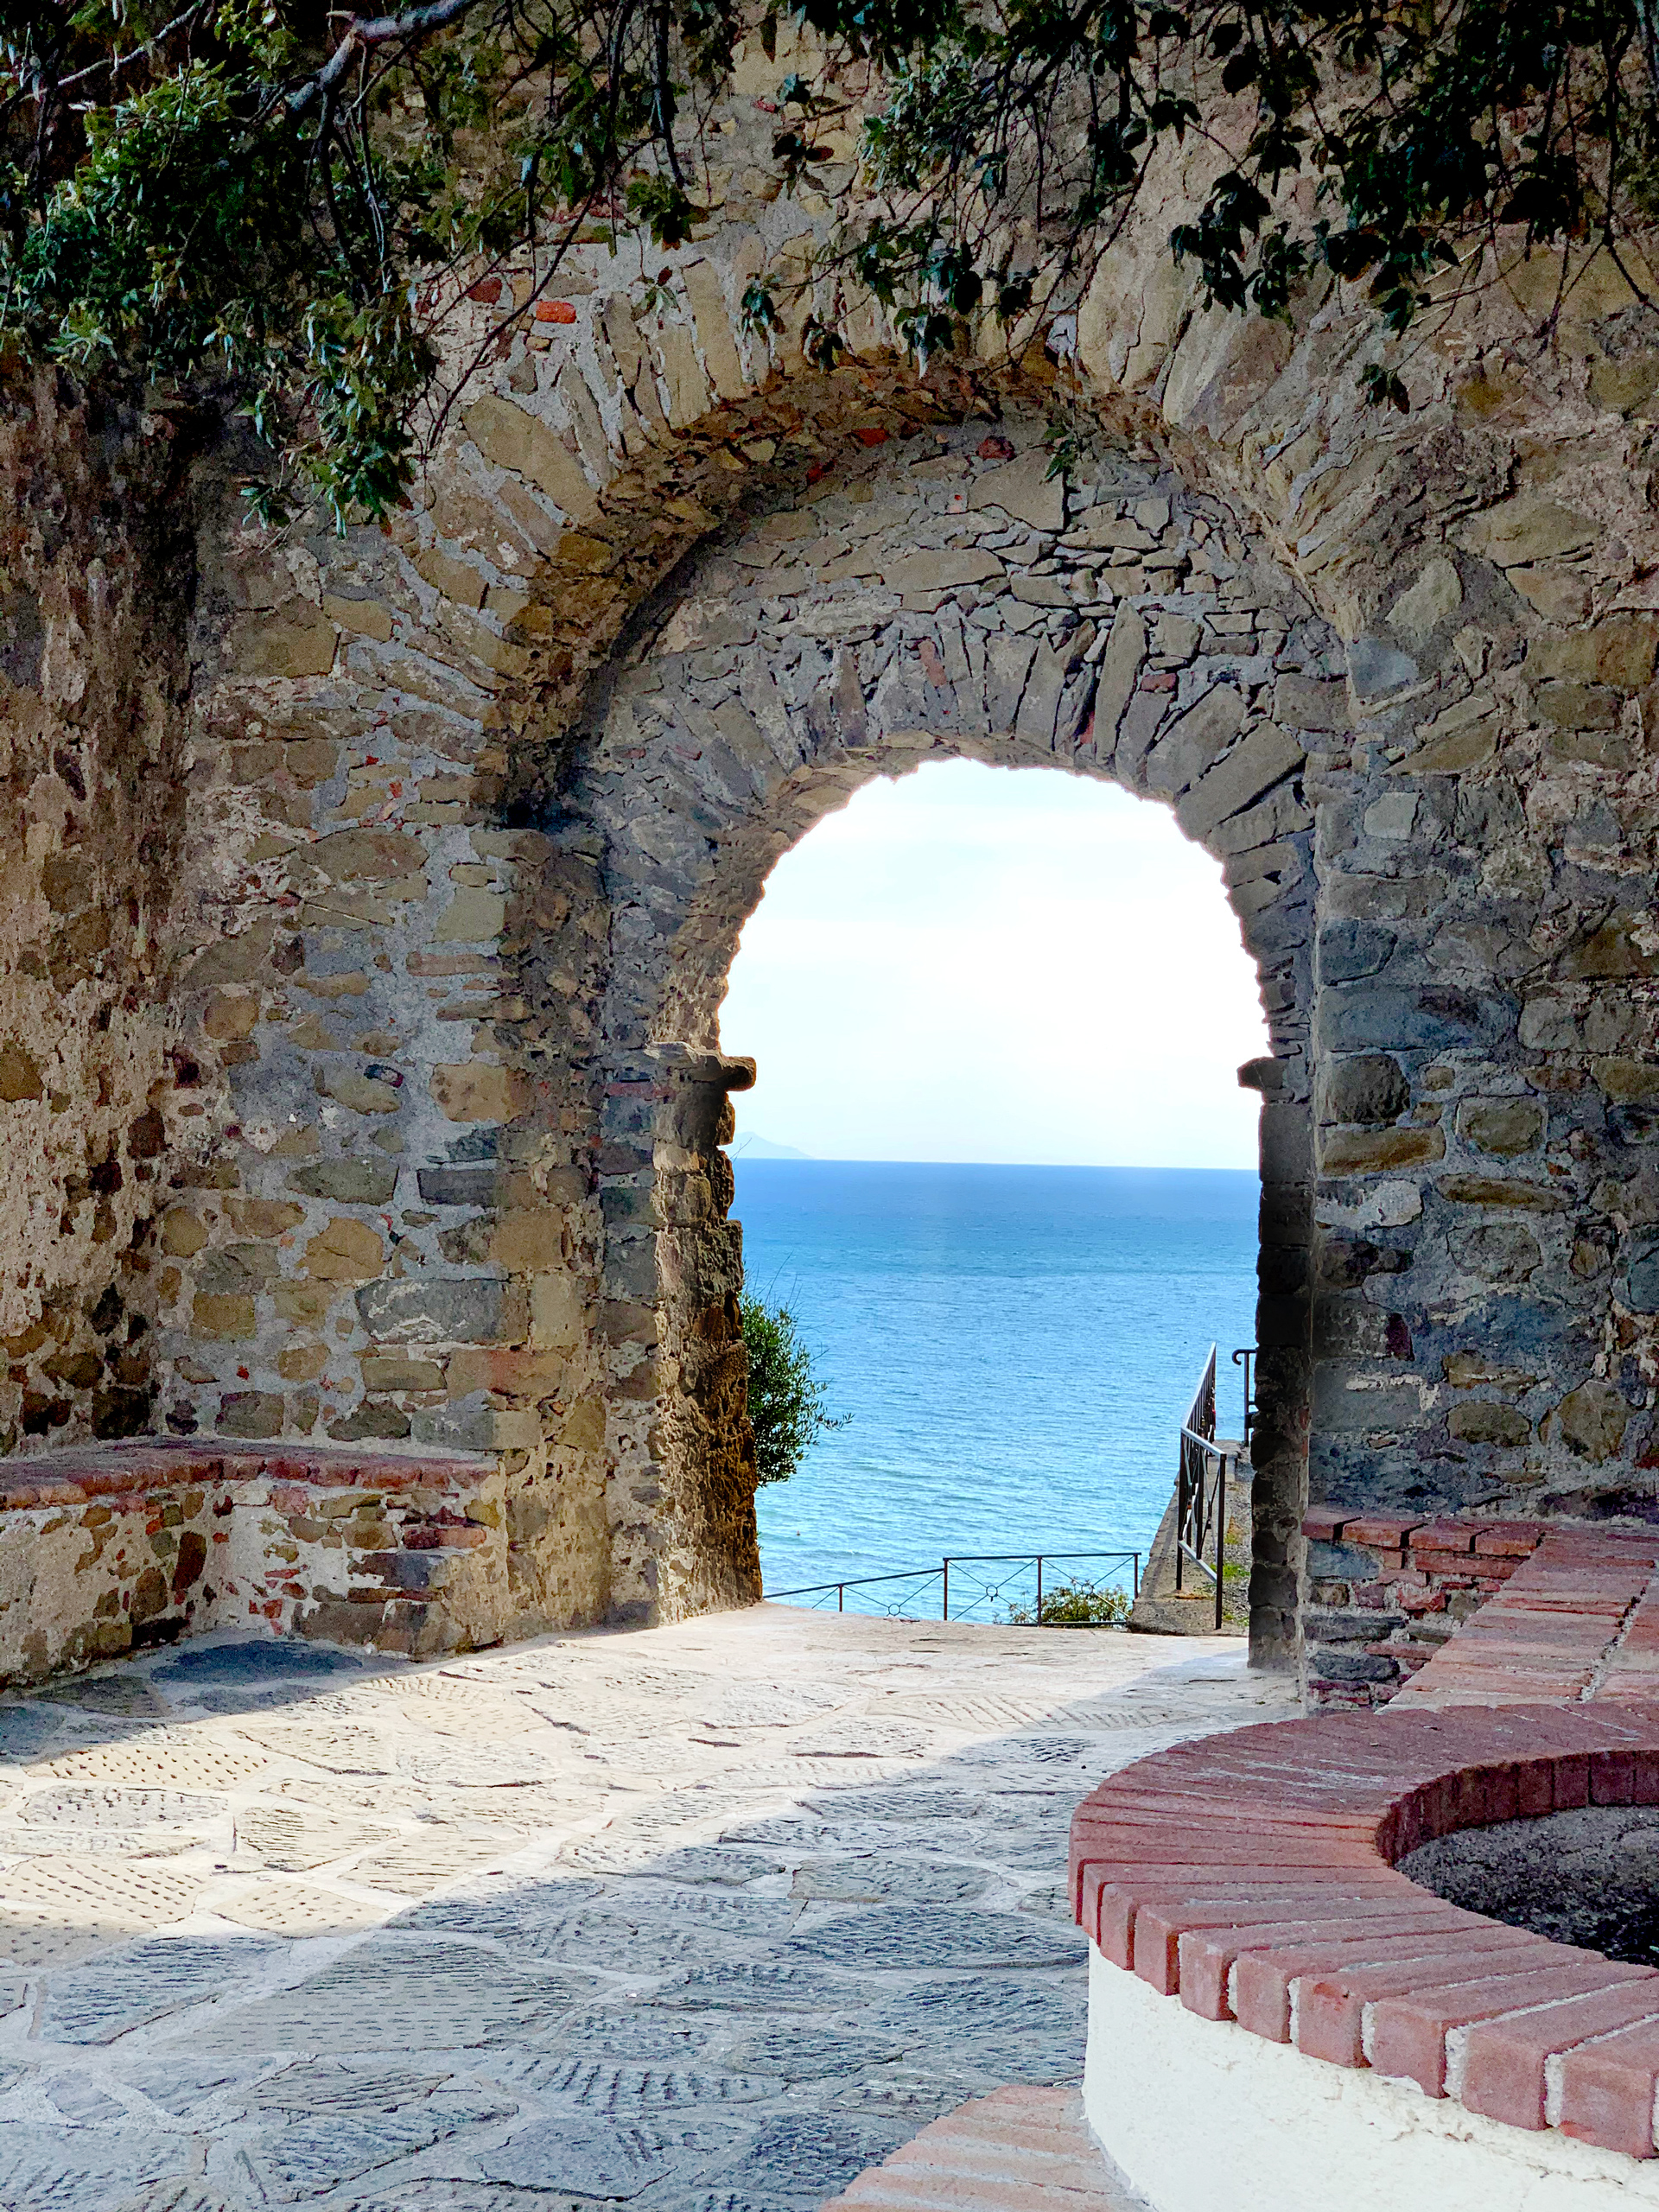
[0,1609,1293,2210]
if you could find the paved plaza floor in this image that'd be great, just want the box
[0,1606,1292,2209]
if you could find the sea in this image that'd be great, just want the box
[734,1160,1260,1618]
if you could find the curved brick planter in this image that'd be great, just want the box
[1070,1701,1659,2209]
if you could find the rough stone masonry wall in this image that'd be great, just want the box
[4,52,1659,1678]
[156,355,1324,1658]
[1077,158,1659,1651]
[0,370,197,1455]
[0,1443,510,1681]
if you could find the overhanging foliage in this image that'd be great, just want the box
[2,0,1653,517]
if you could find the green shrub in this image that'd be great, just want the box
[740,1293,847,1488]
[1005,1581,1132,1628]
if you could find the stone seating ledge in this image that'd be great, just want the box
[0,1435,507,1684]
[0,1437,489,1508]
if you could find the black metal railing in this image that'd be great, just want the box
[764,1548,1141,1627]
[1232,1344,1258,1445]
[1174,1344,1230,1631]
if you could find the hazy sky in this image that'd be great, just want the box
[720,760,1270,1170]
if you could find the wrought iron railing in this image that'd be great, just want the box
[1174,1344,1231,1630]
[1232,1344,1258,1445]
[764,1549,1141,1626]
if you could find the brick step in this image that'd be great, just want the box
[823,2085,1151,2209]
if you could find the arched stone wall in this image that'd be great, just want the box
[136,360,1319,1664]
[566,405,1321,1655]
[3,114,1656,1684]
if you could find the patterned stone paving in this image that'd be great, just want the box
[0,1608,1291,2209]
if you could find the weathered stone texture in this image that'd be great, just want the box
[0,371,195,1459]
[0,1441,513,1681]
[2,109,1657,1682]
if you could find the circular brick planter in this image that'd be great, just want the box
[1070,1704,1659,2210]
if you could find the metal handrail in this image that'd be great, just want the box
[1232,1344,1258,1444]
[765,1548,1141,1625]
[1174,1344,1229,1630]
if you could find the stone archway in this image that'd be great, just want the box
[559,403,1320,1663]
[16,202,1653,1688]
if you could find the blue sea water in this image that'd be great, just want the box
[734,1160,1260,1609]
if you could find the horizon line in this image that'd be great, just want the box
[728,1153,1258,1173]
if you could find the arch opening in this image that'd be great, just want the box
[569,405,1321,1662]
[719,756,1269,1611]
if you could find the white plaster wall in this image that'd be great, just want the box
[1084,1945,1659,2212]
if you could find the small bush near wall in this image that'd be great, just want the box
[740,1293,847,1489]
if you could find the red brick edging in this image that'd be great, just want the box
[0,1438,505,1681]
[0,1438,492,1510]
[1069,1700,1659,2157]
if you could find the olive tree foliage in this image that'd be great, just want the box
[739,1290,846,1486]
[3,0,1655,519]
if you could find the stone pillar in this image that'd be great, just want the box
[1241,1056,1313,1670]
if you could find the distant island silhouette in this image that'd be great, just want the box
[728,1131,810,1160]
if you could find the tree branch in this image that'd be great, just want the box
[288,0,486,115]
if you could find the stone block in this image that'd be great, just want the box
[1439,1173,1564,1211]
[461,396,600,521]
[1446,1402,1531,1447]
[1092,603,1145,753]
[430,1063,530,1122]
[1318,1054,1409,1127]
[315,1066,401,1116]
[1537,678,1621,730]
[1529,616,1659,690]
[1389,558,1462,639]
[356,1275,519,1344]
[984,633,1037,733]
[1403,693,1499,772]
[435,888,506,944]
[1320,988,1491,1052]
[193,1294,256,1340]
[416,1166,497,1207]
[1593,1058,1659,1105]
[1349,636,1419,702]
[1626,1242,1659,1313]
[447,1346,568,1398]
[1273,674,1346,730]
[227,1199,305,1239]
[360,1355,447,1391]
[232,613,338,679]
[970,451,1064,531]
[1178,715,1302,839]
[1467,496,1595,566]
[1306,1541,1385,1581]
[492,1208,566,1269]
[1455,1098,1545,1154]
[288,1160,399,1205]
[1321,1126,1443,1173]
[531,1274,585,1349]
[1143,683,1246,800]
[888,550,1003,593]
[217,1390,285,1439]
[304,1218,385,1281]
[1307,1649,1398,1682]
[0,1041,43,1100]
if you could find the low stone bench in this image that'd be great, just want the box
[0,1439,508,1683]
[1301,1507,1553,1707]
[1069,1523,1659,2209]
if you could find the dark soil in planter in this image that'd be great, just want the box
[1401,1805,1659,1967]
